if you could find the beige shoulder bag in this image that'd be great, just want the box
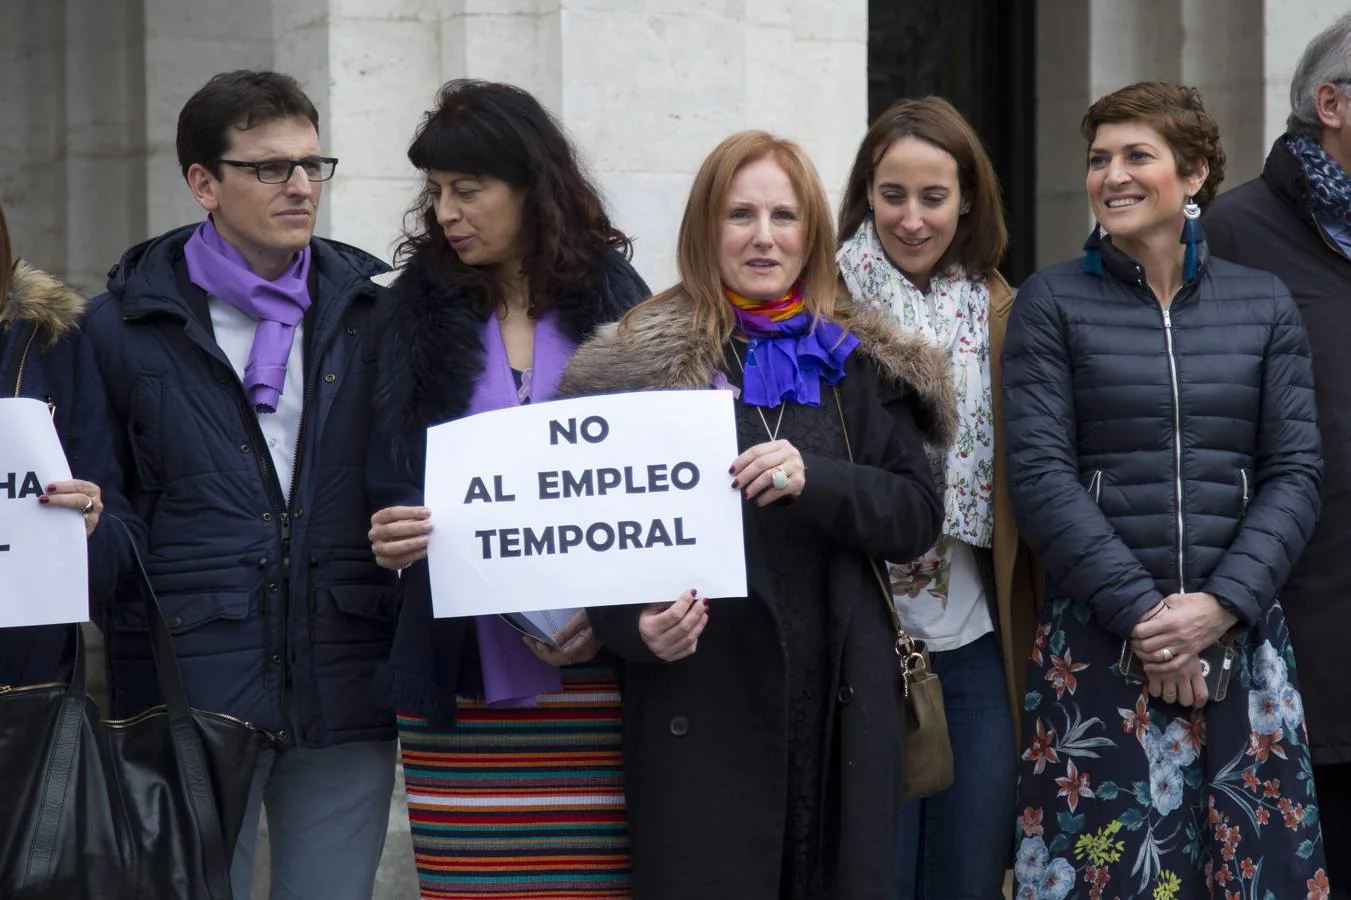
[832,386,955,803]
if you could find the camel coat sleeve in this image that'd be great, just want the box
[988,273,1045,748]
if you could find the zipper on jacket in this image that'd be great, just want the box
[0,681,65,695]
[11,325,39,397]
[1241,469,1250,516]
[1162,308,1186,593]
[1088,470,1103,504]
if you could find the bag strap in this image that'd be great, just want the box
[118,517,237,899]
[4,320,39,398]
[23,517,235,899]
[830,386,930,694]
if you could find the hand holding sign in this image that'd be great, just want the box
[369,506,432,570]
[638,590,708,662]
[40,479,104,537]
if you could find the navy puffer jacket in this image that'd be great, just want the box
[83,226,396,748]
[1003,236,1322,638]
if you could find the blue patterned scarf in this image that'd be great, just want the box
[1286,134,1351,227]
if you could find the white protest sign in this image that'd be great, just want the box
[0,398,89,628]
[424,390,747,617]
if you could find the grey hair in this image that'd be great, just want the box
[1288,13,1351,139]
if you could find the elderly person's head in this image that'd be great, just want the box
[1287,14,1351,169]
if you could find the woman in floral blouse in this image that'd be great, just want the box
[1003,82,1328,899]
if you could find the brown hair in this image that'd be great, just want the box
[0,201,11,314]
[838,97,1007,280]
[624,130,848,347]
[1080,81,1226,207]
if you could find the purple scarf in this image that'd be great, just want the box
[731,307,859,409]
[468,311,577,707]
[183,217,312,413]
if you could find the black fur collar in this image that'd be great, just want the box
[373,249,649,446]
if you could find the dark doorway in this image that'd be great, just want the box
[868,0,1037,284]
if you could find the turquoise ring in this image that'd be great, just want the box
[771,467,789,490]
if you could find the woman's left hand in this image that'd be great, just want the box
[1132,592,1238,675]
[731,440,806,506]
[40,479,103,538]
[524,610,602,667]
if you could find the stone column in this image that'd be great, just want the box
[64,0,149,294]
[1263,0,1350,148]
[1181,0,1264,191]
[274,0,440,261]
[142,0,275,236]
[0,2,67,274]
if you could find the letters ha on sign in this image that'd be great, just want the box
[423,390,747,619]
[0,398,89,628]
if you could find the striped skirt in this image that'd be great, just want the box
[398,665,630,899]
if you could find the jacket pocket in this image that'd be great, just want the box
[113,590,256,664]
[309,584,399,645]
[1086,469,1103,505]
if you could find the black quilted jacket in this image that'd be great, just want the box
[1002,236,1323,639]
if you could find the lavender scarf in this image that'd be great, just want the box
[183,217,312,412]
[469,311,577,706]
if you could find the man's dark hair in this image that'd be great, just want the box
[176,70,320,179]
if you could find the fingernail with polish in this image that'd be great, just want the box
[690,589,698,598]
[38,495,50,505]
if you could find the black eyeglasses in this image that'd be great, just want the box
[218,157,339,184]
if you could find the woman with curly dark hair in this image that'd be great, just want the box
[1003,81,1328,898]
[364,80,648,899]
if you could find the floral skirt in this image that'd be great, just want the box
[1014,597,1328,900]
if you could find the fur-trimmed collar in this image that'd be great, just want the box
[1,262,87,347]
[374,249,649,447]
[557,296,958,448]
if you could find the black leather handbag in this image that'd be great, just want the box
[0,319,280,899]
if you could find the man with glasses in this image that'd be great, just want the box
[83,70,396,900]
[1206,15,1351,897]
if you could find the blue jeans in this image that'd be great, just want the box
[229,739,397,900]
[896,632,1016,900]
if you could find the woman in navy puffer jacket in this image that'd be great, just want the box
[1004,83,1327,897]
[0,201,135,688]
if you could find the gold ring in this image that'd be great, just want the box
[81,496,95,516]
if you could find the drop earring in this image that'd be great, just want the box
[1180,195,1203,280]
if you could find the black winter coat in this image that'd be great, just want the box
[367,248,650,721]
[1206,137,1351,764]
[1003,236,1322,641]
[83,226,398,748]
[554,298,953,900]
